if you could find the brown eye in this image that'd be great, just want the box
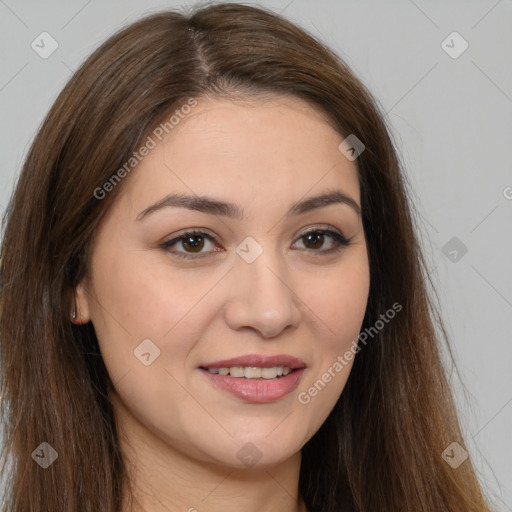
[160,230,219,258]
[294,229,350,253]
[302,232,325,250]
[181,235,205,253]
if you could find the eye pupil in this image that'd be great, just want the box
[183,236,204,252]
[304,232,324,249]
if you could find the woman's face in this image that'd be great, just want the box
[77,95,370,469]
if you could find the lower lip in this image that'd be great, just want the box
[199,368,306,403]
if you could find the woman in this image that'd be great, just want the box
[0,3,495,511]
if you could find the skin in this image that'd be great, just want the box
[75,95,370,512]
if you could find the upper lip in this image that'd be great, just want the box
[200,354,306,369]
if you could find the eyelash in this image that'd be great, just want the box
[159,227,351,260]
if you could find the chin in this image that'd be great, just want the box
[203,435,302,470]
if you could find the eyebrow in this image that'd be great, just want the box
[136,189,361,221]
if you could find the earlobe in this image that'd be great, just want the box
[72,281,92,324]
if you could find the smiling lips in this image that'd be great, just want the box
[199,353,306,403]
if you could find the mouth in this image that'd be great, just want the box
[198,354,306,403]
[199,365,295,379]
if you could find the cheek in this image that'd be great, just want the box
[304,258,370,345]
[88,246,223,374]
[295,255,369,413]
[91,244,184,329]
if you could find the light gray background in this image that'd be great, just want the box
[1,0,511,509]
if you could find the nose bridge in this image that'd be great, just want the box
[225,238,300,337]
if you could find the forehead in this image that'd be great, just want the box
[117,95,361,218]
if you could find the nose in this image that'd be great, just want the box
[223,246,301,339]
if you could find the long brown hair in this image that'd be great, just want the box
[0,3,495,511]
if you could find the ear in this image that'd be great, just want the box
[72,279,92,324]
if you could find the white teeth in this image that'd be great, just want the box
[229,366,245,378]
[205,366,293,379]
[261,367,277,379]
[244,367,262,378]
